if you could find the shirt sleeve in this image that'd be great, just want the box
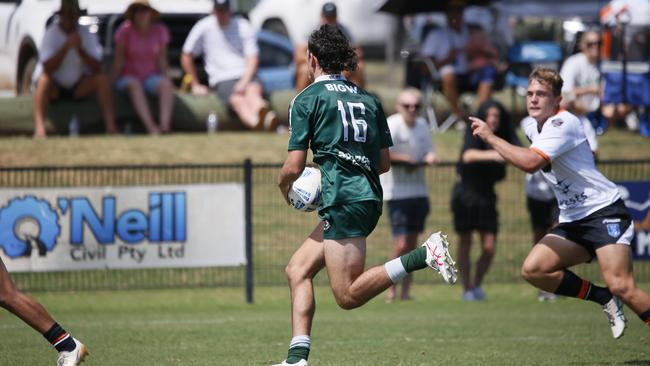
[287,96,311,151]
[240,18,259,57]
[559,57,577,95]
[530,116,577,162]
[375,99,393,149]
[114,22,129,46]
[39,26,59,62]
[182,20,204,56]
[420,29,449,61]
[81,26,102,61]
[158,23,171,45]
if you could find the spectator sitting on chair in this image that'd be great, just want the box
[380,88,436,303]
[559,30,603,134]
[294,2,365,91]
[419,0,498,122]
[32,0,118,138]
[110,0,175,135]
[181,0,277,131]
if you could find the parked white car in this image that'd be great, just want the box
[0,0,213,95]
[248,0,398,47]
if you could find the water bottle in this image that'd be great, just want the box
[68,114,80,137]
[207,111,218,134]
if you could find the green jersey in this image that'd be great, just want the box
[288,75,393,209]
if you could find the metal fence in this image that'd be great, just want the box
[1,160,649,293]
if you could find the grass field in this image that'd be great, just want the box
[0,128,649,167]
[1,284,649,365]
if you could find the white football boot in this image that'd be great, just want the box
[422,232,457,284]
[272,360,308,366]
[57,338,89,366]
[602,297,627,339]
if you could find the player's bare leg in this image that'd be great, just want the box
[324,236,393,309]
[280,223,326,365]
[522,235,628,338]
[597,244,650,326]
[0,259,88,364]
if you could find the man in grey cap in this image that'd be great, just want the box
[294,2,365,91]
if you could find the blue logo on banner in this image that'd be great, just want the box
[617,181,650,260]
[0,196,61,258]
[0,192,187,259]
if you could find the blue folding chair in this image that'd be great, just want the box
[505,42,563,110]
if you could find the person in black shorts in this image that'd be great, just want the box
[451,100,519,301]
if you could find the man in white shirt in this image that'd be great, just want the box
[560,30,603,133]
[419,1,498,121]
[470,67,650,338]
[31,0,117,138]
[181,0,277,131]
[380,88,436,302]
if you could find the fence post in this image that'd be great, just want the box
[244,159,254,304]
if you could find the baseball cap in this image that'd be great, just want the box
[321,2,337,17]
[214,0,230,9]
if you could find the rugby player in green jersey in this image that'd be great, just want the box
[274,25,458,366]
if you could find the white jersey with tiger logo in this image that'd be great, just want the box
[523,110,620,223]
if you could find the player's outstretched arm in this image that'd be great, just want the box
[469,117,547,173]
[278,149,308,204]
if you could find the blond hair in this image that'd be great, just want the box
[528,67,563,97]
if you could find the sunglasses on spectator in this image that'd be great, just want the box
[585,41,600,48]
[401,103,420,110]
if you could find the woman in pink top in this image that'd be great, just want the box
[111,0,175,134]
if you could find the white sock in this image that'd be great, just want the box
[289,335,310,349]
[384,258,407,284]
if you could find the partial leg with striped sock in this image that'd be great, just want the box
[43,322,76,352]
[553,269,612,305]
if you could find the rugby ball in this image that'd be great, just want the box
[288,167,322,212]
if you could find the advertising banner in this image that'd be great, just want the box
[617,181,650,260]
[0,184,245,271]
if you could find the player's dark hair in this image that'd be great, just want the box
[308,24,357,74]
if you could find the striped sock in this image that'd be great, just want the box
[43,323,76,352]
[286,335,310,363]
[554,270,612,305]
[639,309,650,326]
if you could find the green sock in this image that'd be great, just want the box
[287,346,309,363]
[399,246,427,273]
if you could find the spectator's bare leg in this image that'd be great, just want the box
[476,81,493,106]
[457,232,473,291]
[474,231,496,289]
[230,82,268,130]
[122,79,159,134]
[158,78,175,133]
[441,73,462,117]
[294,45,310,91]
[76,74,118,134]
[32,74,56,139]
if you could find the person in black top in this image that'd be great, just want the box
[451,100,519,301]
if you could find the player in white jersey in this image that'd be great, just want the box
[470,67,650,338]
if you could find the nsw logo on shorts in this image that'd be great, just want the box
[603,218,621,238]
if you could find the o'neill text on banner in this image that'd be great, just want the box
[0,184,245,271]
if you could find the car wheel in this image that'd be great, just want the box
[262,18,289,38]
[18,55,37,95]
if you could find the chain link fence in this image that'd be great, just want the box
[1,160,648,292]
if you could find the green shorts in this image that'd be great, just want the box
[318,200,382,240]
